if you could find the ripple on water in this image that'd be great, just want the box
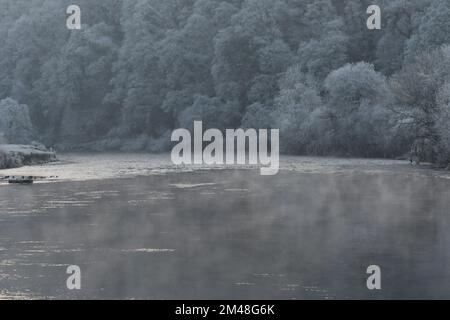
[120,248,176,253]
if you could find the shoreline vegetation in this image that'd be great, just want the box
[0,144,57,170]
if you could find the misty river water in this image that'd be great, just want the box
[1,154,450,299]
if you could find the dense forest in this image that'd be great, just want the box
[1,0,450,165]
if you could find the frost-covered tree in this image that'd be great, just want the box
[391,46,450,144]
[405,0,450,61]
[179,95,241,130]
[36,22,118,144]
[1,1,68,119]
[324,63,394,156]
[272,80,323,154]
[212,0,290,107]
[435,82,450,166]
[297,25,348,81]
[341,0,379,63]
[0,98,33,144]
[106,0,170,139]
[390,45,450,163]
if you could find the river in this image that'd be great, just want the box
[1,154,450,299]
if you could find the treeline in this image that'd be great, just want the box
[1,0,450,164]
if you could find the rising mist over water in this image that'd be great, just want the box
[1,155,450,299]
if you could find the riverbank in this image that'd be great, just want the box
[0,153,427,184]
[0,144,56,169]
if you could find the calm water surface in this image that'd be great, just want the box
[1,154,450,299]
